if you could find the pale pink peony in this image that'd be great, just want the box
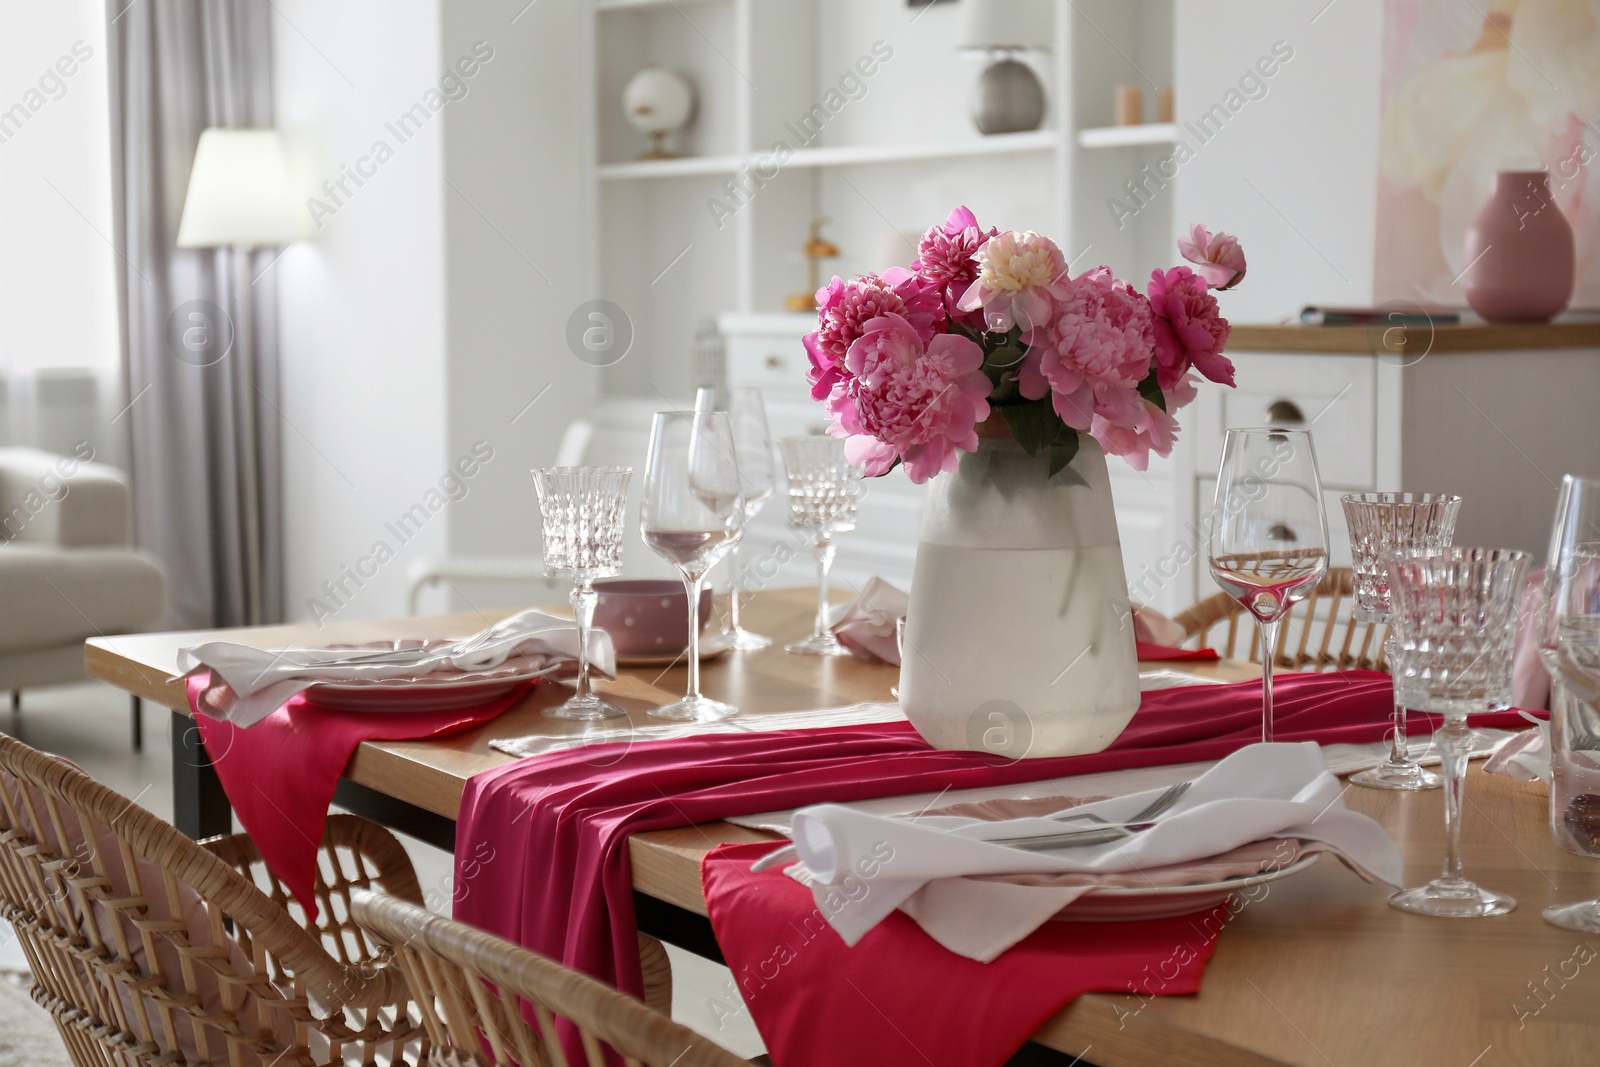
[1016,267,1155,431]
[1177,223,1247,290]
[827,313,990,484]
[804,268,944,401]
[1149,266,1234,390]
[956,230,1073,342]
[914,205,997,326]
[1091,397,1180,472]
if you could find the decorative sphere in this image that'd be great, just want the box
[623,67,695,135]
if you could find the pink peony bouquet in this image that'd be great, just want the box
[803,209,1246,483]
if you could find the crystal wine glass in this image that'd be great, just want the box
[780,435,862,656]
[1207,427,1331,743]
[1342,492,1462,791]
[1536,474,1600,933]
[640,411,745,721]
[531,466,632,720]
[1387,547,1529,918]
[695,387,776,651]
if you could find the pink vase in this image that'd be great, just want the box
[1462,170,1575,324]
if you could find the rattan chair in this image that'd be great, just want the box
[1172,566,1390,672]
[351,889,748,1067]
[0,730,427,1066]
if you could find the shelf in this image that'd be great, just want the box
[1076,123,1178,149]
[596,0,723,11]
[596,154,744,180]
[782,130,1060,169]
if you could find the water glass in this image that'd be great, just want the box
[1386,547,1529,918]
[1536,473,1600,933]
[1207,428,1330,742]
[1342,492,1461,792]
[640,411,745,721]
[779,436,861,656]
[531,467,632,720]
[695,387,776,650]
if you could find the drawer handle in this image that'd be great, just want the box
[1263,399,1306,425]
[765,353,786,371]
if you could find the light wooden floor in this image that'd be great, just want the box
[0,681,768,1059]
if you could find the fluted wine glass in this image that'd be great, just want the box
[1207,428,1330,743]
[780,436,862,656]
[1342,492,1461,791]
[695,387,776,650]
[1387,547,1529,919]
[1537,474,1600,933]
[531,466,632,720]
[640,411,744,721]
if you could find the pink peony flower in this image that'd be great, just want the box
[1148,266,1235,390]
[826,313,990,484]
[1178,224,1247,290]
[914,205,997,326]
[1016,267,1154,431]
[956,230,1073,342]
[1091,397,1180,472]
[804,268,943,401]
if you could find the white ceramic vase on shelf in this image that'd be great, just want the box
[898,430,1140,758]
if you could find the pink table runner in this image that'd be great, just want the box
[189,672,531,919]
[703,840,1221,1066]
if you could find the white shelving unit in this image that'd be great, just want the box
[1078,122,1178,148]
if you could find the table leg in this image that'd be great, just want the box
[170,709,232,839]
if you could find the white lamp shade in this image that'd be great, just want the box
[958,0,1054,51]
[177,129,306,248]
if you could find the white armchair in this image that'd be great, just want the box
[0,447,166,749]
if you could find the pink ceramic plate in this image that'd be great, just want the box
[308,641,555,713]
[615,632,733,668]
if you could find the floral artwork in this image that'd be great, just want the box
[803,208,1246,483]
[1377,0,1600,307]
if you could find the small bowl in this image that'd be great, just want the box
[593,579,713,659]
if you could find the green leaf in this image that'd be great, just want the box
[1000,399,1052,455]
[1046,429,1081,479]
[1138,374,1166,412]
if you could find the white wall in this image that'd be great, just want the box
[0,1,121,460]
[273,0,451,626]
[1174,0,1384,322]
[438,0,598,598]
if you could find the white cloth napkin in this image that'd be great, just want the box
[785,742,1402,962]
[177,608,610,728]
[828,576,908,663]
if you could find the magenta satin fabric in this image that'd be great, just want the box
[189,672,529,919]
[702,840,1221,1066]
[1136,640,1221,661]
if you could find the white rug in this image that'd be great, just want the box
[0,972,71,1067]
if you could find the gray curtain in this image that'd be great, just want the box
[106,0,284,627]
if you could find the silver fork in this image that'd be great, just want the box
[985,780,1193,850]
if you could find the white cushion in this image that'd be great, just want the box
[0,545,165,652]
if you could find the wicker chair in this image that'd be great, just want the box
[0,730,427,1066]
[1173,566,1390,673]
[351,890,747,1067]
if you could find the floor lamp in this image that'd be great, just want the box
[176,129,305,625]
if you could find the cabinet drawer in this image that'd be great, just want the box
[1195,354,1377,488]
[725,334,811,395]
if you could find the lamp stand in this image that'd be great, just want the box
[230,246,265,626]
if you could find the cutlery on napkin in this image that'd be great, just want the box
[780,742,1403,961]
[177,608,611,728]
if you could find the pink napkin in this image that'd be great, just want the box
[188,671,530,920]
[703,839,1221,1067]
[1136,641,1221,662]
[452,671,1538,1065]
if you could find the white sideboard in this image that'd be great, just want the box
[720,317,1600,616]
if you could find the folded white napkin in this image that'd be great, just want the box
[828,576,908,663]
[785,742,1402,961]
[178,608,611,728]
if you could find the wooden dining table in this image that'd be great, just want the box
[86,587,1599,1067]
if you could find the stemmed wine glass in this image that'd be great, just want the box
[1387,547,1528,918]
[531,466,632,720]
[780,436,862,656]
[1342,492,1461,791]
[640,411,745,721]
[694,387,776,651]
[1207,428,1330,743]
[1536,474,1600,933]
